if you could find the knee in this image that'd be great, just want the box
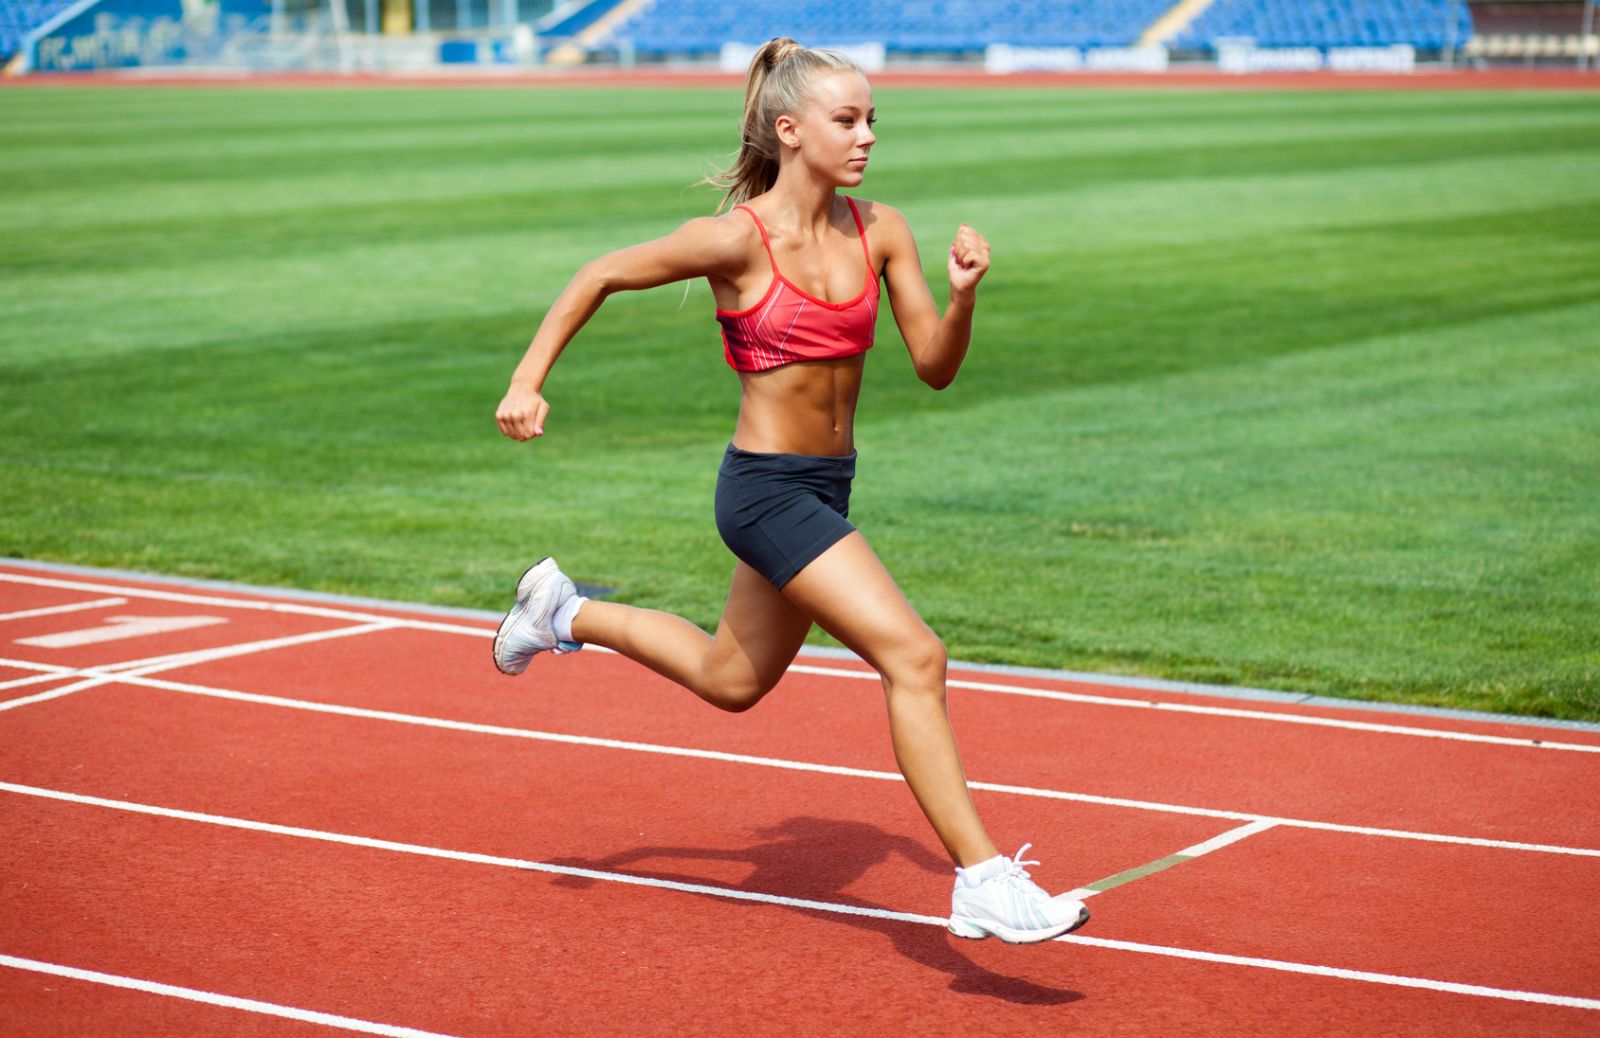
[882,631,947,695]
[711,688,763,713]
[699,671,779,714]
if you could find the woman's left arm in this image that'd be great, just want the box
[877,203,991,390]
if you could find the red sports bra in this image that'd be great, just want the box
[716,197,879,373]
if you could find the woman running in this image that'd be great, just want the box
[492,38,1088,945]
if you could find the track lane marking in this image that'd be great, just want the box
[0,573,486,636]
[0,661,79,691]
[1063,820,1278,900]
[0,622,395,715]
[3,782,1596,1013]
[91,621,400,674]
[18,670,1600,858]
[1178,818,1279,857]
[0,672,72,693]
[788,664,1600,753]
[16,615,227,648]
[0,597,128,623]
[4,570,1595,754]
[1061,935,1600,1011]
[0,953,460,1038]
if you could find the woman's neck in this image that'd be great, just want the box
[762,174,839,236]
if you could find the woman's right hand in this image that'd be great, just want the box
[496,383,550,441]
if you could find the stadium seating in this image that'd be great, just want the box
[3,0,1486,66]
[536,0,625,42]
[604,0,1175,55]
[2,0,81,59]
[1175,0,1474,52]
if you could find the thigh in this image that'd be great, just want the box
[707,560,815,692]
[779,532,938,675]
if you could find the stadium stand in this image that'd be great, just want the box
[2,0,80,59]
[536,0,626,43]
[1461,2,1596,62]
[602,0,1176,56]
[1175,0,1474,52]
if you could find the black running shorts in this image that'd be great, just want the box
[714,444,857,589]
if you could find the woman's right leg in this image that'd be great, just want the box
[569,561,813,713]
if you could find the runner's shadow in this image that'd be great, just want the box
[545,816,1084,1006]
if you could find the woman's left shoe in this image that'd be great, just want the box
[948,843,1090,944]
[492,557,582,675]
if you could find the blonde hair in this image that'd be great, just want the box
[706,38,863,212]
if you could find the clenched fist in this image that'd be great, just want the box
[947,224,991,299]
[496,383,549,441]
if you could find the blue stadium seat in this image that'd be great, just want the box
[3,0,81,59]
[538,0,627,41]
[1175,0,1473,52]
[605,0,1175,55]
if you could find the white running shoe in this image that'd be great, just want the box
[492,557,582,675]
[948,844,1090,944]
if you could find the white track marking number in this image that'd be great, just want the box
[16,615,227,649]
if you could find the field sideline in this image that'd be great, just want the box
[1,79,1596,721]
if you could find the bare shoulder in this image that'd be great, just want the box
[854,198,915,247]
[853,197,907,229]
[677,211,756,253]
[670,210,762,274]
[853,198,920,267]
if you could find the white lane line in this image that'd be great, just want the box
[789,664,1600,754]
[0,676,120,714]
[1177,819,1279,858]
[0,597,128,623]
[1060,936,1600,1011]
[0,573,484,637]
[3,782,1595,1014]
[0,660,79,691]
[48,671,1600,859]
[0,672,71,693]
[0,953,460,1038]
[0,780,947,923]
[5,571,1597,755]
[93,621,400,674]
[1062,821,1281,901]
[0,623,395,715]
[16,615,228,649]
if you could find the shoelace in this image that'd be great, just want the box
[999,843,1047,899]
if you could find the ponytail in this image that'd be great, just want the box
[705,38,862,212]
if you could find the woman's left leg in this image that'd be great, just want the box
[778,531,1000,868]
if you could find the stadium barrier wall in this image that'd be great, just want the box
[984,43,1170,73]
[1215,37,1418,73]
[718,39,886,73]
[438,24,535,63]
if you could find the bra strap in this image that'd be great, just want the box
[845,197,872,271]
[733,205,778,273]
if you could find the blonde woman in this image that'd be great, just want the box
[493,38,1088,944]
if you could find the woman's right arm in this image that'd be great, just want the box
[496,215,749,441]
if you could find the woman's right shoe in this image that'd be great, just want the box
[948,843,1090,944]
[492,557,582,675]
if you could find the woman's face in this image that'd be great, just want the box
[781,71,876,186]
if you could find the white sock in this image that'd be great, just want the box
[955,853,1008,887]
[553,594,586,644]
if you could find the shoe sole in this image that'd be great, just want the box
[947,904,1090,944]
[492,557,553,676]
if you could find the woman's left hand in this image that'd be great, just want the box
[947,224,990,301]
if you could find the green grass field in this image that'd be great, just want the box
[1,83,1596,721]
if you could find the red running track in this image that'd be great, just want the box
[1,561,1597,1037]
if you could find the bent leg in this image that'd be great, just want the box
[781,532,1001,868]
[570,561,812,712]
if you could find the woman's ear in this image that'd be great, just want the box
[774,113,801,151]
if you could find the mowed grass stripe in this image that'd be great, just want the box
[1,85,1596,720]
